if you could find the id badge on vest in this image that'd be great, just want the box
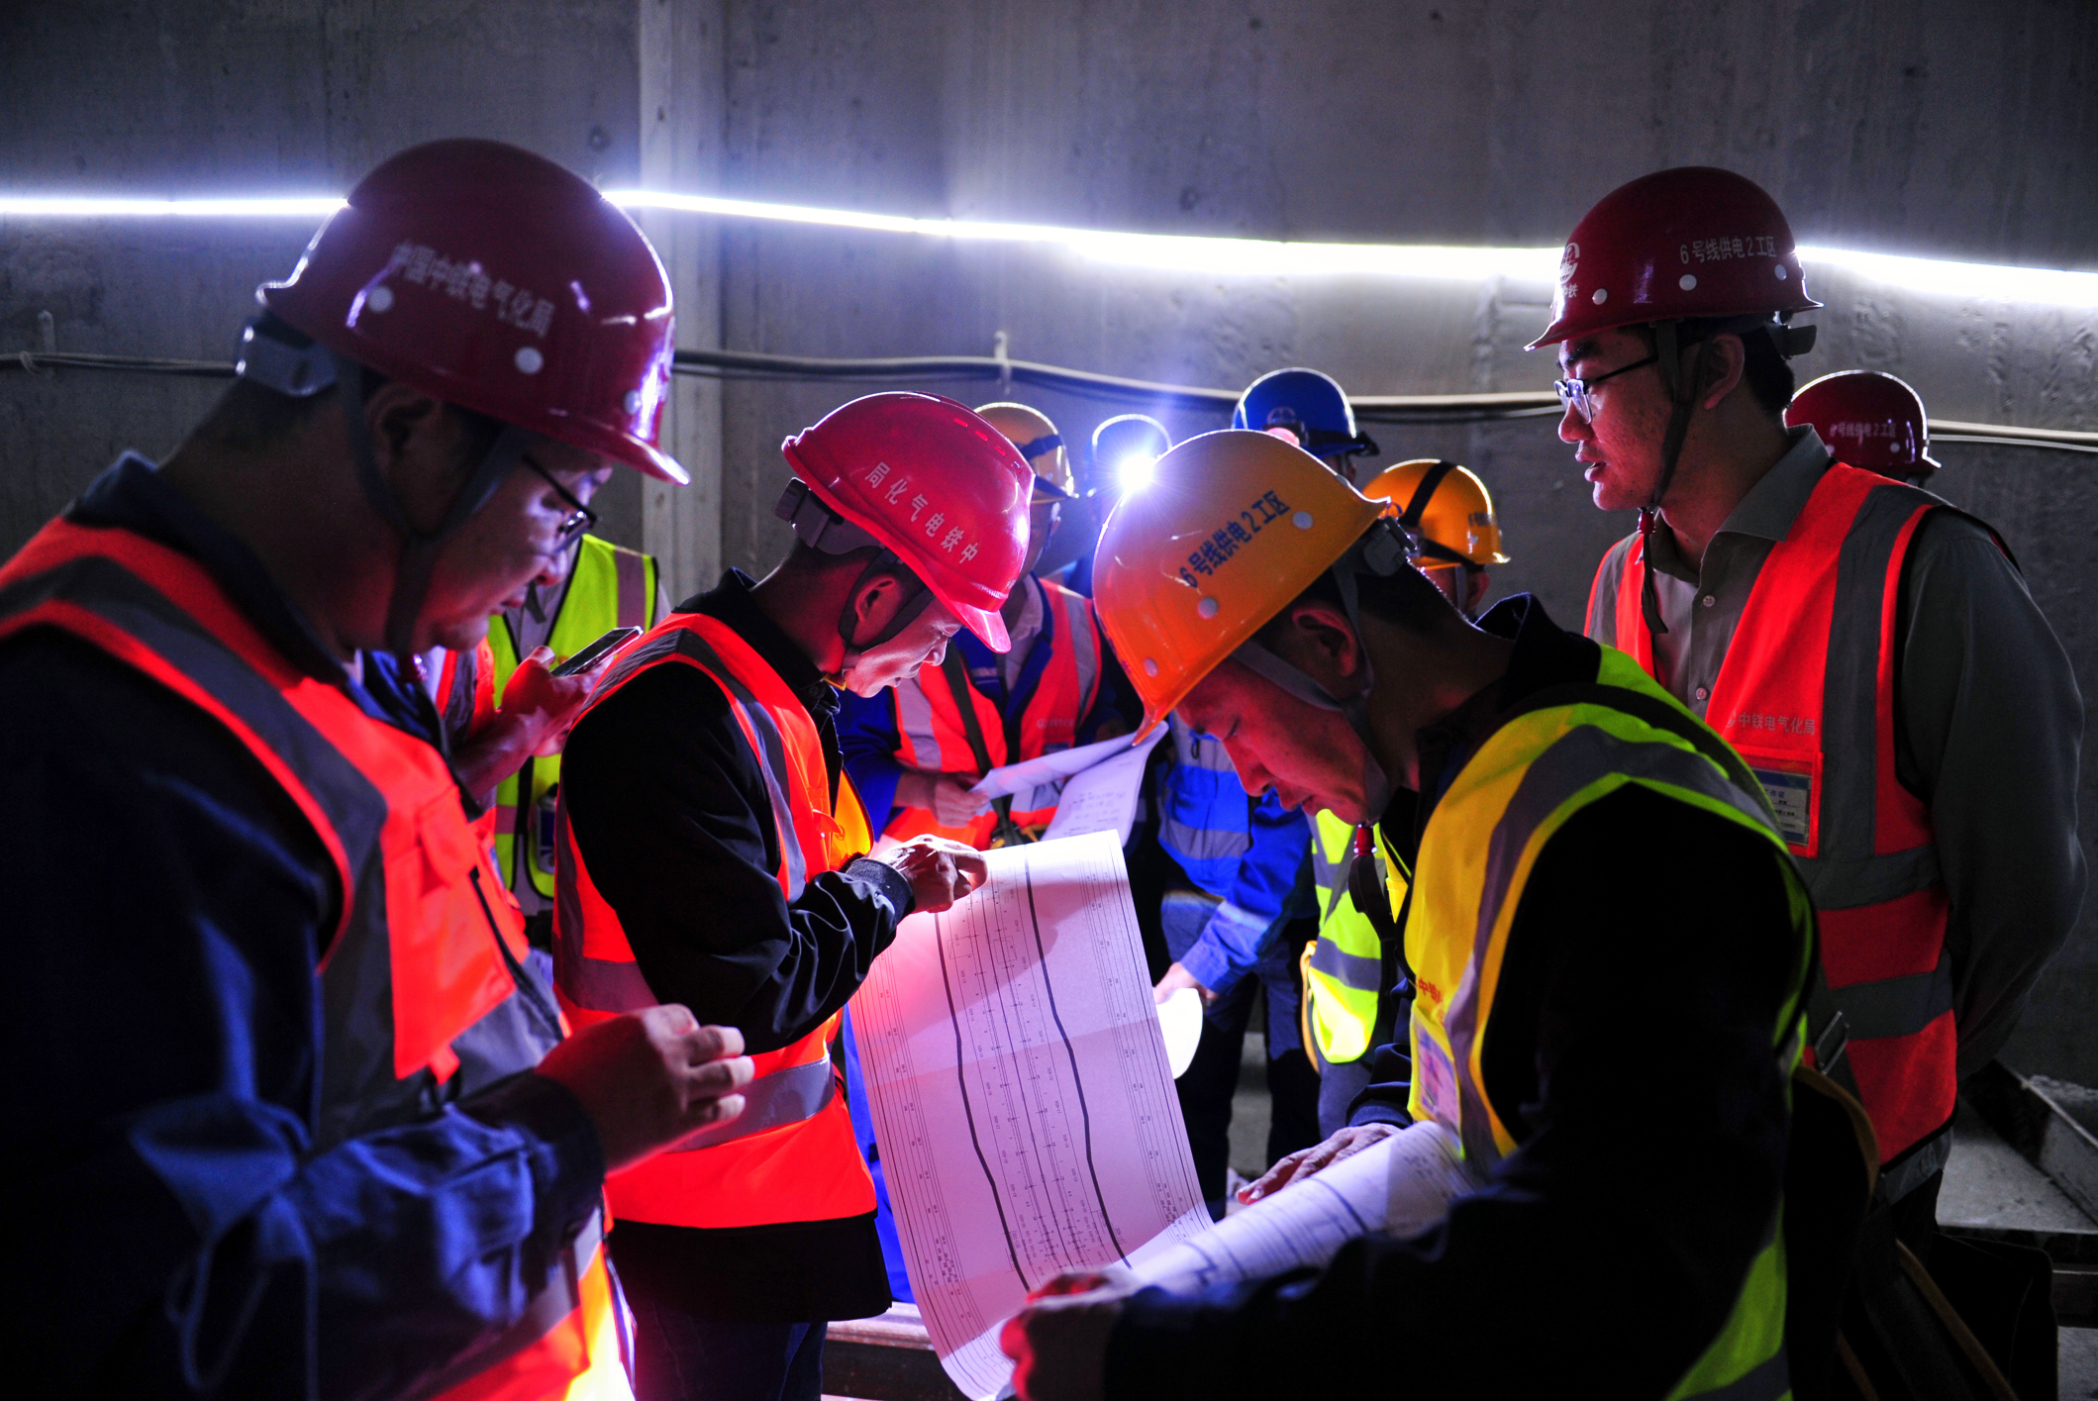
[1732,745,1820,855]
[1411,1018,1460,1130]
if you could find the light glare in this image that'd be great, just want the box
[1117,453,1159,493]
[3,189,2098,307]
[0,196,346,218]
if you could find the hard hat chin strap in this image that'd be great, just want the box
[1638,315,1816,644]
[1394,460,1479,569]
[835,559,934,672]
[1637,319,1705,641]
[1230,520,1411,818]
[774,478,937,668]
[333,350,533,672]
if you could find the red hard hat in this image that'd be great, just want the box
[1786,370,1939,479]
[782,393,1034,651]
[1529,167,1822,350]
[261,139,685,483]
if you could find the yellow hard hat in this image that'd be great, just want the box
[1094,430,1385,733]
[973,402,1076,500]
[1361,459,1509,568]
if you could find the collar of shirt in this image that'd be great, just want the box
[1647,426,1830,584]
[67,453,357,685]
[685,568,840,722]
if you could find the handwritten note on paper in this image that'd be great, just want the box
[848,832,1211,1399]
[1039,726,1165,845]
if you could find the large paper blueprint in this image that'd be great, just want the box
[848,831,1212,1399]
[1125,1120,1478,1294]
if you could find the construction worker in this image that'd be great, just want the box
[1301,460,1510,1134]
[839,401,1122,850]
[1785,369,1941,487]
[0,140,754,1399]
[1055,413,1171,597]
[1002,430,1815,1400]
[1232,367,1381,485]
[1550,168,2083,1239]
[1148,371,1386,1192]
[552,391,1033,1400]
[486,530,669,950]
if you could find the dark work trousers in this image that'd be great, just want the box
[625,1293,826,1401]
[1312,1035,1377,1140]
[1162,888,1321,1219]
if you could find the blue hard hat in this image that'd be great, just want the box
[1231,368,1380,461]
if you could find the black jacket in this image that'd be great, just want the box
[559,570,913,1323]
[1108,596,1802,1399]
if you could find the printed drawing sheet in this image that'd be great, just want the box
[1124,1120,1480,1295]
[848,831,1212,1399]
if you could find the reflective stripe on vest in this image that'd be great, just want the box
[0,518,624,1401]
[1404,648,1812,1401]
[1156,715,1253,886]
[886,575,1103,846]
[1303,809,1386,1064]
[1601,463,1961,1162]
[490,536,660,899]
[552,610,877,1228]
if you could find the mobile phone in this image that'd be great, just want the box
[551,625,641,678]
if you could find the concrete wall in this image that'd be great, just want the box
[4,0,2098,1079]
[0,0,649,551]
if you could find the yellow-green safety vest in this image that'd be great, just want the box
[1403,647,1813,1401]
[489,535,661,900]
[1301,808,1405,1065]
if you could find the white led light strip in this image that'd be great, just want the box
[4,190,2098,307]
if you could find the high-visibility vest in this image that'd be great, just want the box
[1596,462,1968,1163]
[885,575,1103,846]
[553,611,878,1229]
[1301,809,1399,1065]
[1405,646,1813,1401]
[0,518,628,1401]
[489,535,659,900]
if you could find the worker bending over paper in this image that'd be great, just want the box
[841,402,1129,850]
[1003,430,1815,1401]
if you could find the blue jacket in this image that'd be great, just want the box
[0,457,604,1399]
[1155,717,1311,994]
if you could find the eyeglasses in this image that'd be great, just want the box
[523,454,598,547]
[1554,351,1659,422]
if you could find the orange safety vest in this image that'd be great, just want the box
[0,519,627,1401]
[886,576,1104,846]
[1597,461,1963,1162]
[553,612,878,1229]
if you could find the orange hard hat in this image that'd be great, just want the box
[780,393,1035,651]
[973,402,1077,500]
[1092,430,1384,733]
[1361,460,1509,568]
